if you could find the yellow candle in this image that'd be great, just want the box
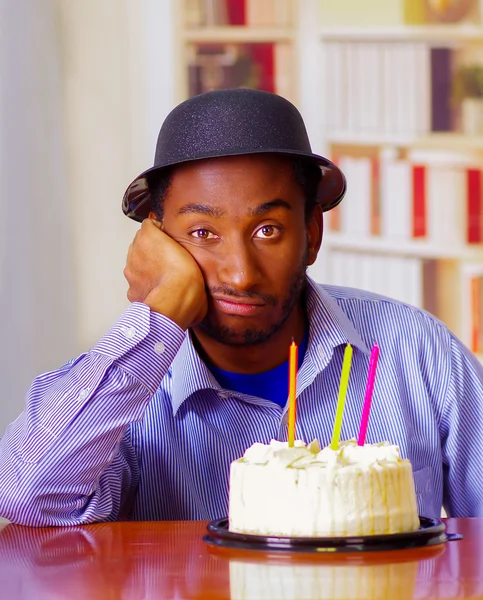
[288,339,298,447]
[330,343,353,450]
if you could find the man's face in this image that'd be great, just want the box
[161,154,322,346]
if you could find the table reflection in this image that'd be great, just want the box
[0,519,479,600]
[0,521,230,599]
[0,524,124,599]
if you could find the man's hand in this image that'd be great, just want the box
[124,219,208,329]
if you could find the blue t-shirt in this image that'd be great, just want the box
[208,332,309,408]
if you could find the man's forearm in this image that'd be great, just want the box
[0,303,185,526]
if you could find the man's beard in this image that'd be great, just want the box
[197,251,308,347]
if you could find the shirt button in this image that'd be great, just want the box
[77,388,90,401]
[317,344,326,361]
[154,342,165,355]
[122,326,136,340]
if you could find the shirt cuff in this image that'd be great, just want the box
[93,302,186,394]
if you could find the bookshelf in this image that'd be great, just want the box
[177,0,298,103]
[319,24,483,42]
[183,27,293,42]
[314,5,483,358]
[323,233,483,261]
[415,132,483,151]
[174,0,483,359]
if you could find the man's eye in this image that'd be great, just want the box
[190,229,215,239]
[254,225,279,239]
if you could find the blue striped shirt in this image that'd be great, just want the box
[0,278,482,526]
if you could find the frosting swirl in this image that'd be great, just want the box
[241,438,402,469]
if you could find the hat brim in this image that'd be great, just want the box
[122,150,346,223]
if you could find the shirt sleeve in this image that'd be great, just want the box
[441,333,483,517]
[0,302,186,526]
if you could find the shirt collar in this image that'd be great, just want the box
[305,278,370,367]
[170,276,370,415]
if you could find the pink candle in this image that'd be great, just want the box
[357,342,380,446]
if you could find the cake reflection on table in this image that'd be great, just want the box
[229,555,422,600]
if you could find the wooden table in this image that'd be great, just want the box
[0,518,480,599]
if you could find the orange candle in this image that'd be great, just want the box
[288,339,298,447]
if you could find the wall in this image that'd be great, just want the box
[0,0,177,433]
[57,0,177,352]
[0,0,77,432]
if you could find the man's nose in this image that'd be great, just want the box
[217,241,263,291]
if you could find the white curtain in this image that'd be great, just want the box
[0,0,77,434]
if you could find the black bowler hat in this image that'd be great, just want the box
[122,88,346,222]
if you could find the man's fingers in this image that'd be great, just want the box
[126,243,133,264]
[150,218,163,230]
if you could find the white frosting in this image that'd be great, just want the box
[315,439,401,467]
[229,439,420,537]
[243,439,321,468]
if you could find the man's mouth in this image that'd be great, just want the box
[211,295,266,317]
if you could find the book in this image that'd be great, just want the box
[412,165,427,239]
[430,47,455,132]
[327,156,342,232]
[324,249,424,308]
[185,0,246,26]
[461,264,483,353]
[471,275,482,353]
[274,43,293,102]
[460,262,483,354]
[370,157,381,236]
[409,149,478,246]
[325,41,347,135]
[226,0,246,24]
[337,156,372,238]
[422,259,438,317]
[204,0,229,25]
[380,150,412,242]
[415,42,431,135]
[467,168,483,244]
[426,164,466,246]
[365,43,383,134]
[187,42,276,96]
[381,255,423,307]
[326,40,432,138]
[185,0,205,27]
[245,0,291,26]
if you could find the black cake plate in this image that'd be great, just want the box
[203,517,463,553]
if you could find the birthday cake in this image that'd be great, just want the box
[228,439,420,537]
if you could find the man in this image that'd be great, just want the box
[0,89,482,526]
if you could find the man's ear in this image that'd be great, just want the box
[306,204,323,266]
[148,211,164,228]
